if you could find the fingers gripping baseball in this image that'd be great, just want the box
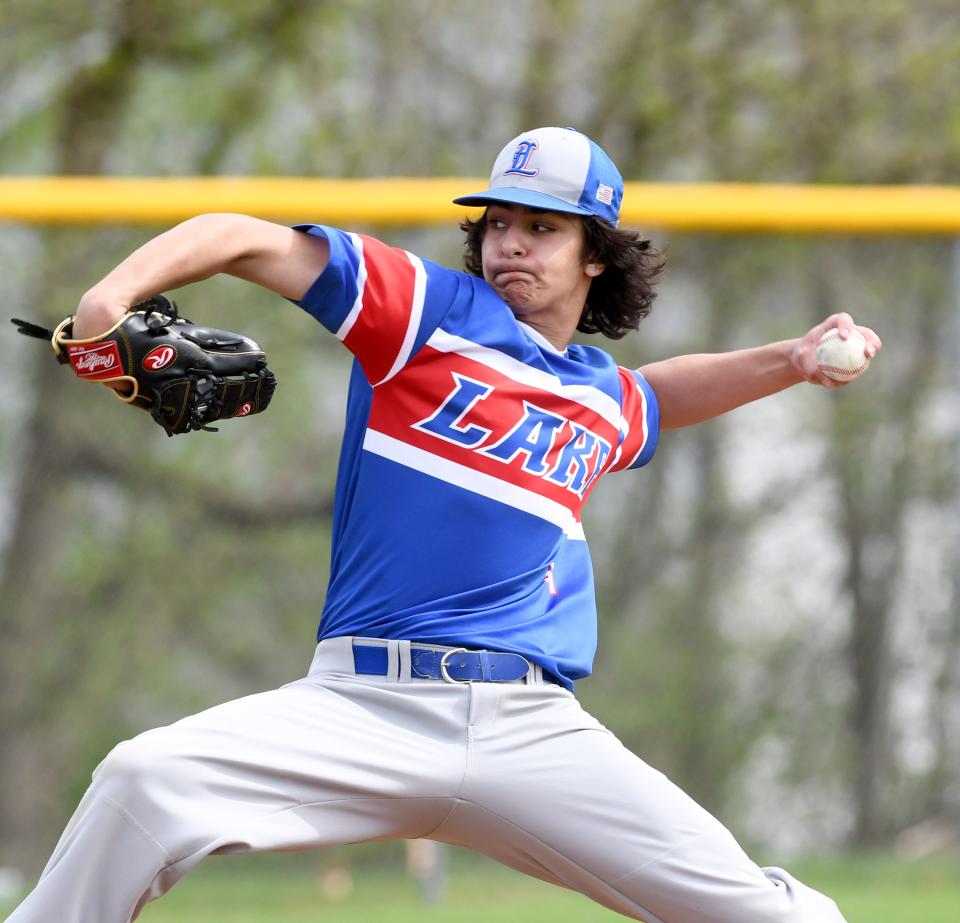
[792,312,882,388]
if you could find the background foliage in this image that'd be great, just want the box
[1,0,958,880]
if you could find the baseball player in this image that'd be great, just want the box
[8,127,880,923]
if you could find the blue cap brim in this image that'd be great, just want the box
[452,187,593,217]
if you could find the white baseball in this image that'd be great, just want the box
[815,328,871,382]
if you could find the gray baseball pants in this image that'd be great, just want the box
[8,637,846,923]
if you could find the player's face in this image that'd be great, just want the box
[481,205,601,334]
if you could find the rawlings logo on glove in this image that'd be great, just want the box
[12,295,277,436]
[69,342,124,377]
[143,345,177,371]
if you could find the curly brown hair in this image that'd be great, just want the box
[460,211,665,340]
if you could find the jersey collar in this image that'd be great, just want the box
[516,320,567,356]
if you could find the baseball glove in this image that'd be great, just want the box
[11,295,277,436]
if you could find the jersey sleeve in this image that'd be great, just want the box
[292,224,456,386]
[607,367,660,472]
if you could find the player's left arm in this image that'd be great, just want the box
[639,313,882,430]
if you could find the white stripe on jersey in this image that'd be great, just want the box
[610,415,630,470]
[621,378,651,469]
[363,429,586,541]
[427,328,622,430]
[378,252,427,385]
[334,232,367,342]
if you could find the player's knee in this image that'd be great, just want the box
[93,734,189,806]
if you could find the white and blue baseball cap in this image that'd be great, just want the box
[454,126,623,228]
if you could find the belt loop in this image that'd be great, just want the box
[385,639,400,681]
[397,640,412,683]
[479,650,492,682]
[529,662,542,685]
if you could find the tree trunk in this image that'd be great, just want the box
[0,0,144,869]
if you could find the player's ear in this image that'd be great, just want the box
[579,218,606,277]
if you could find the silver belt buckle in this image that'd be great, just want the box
[439,647,470,683]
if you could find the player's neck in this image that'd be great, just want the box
[517,315,577,353]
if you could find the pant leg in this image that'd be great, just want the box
[434,683,845,923]
[8,670,469,923]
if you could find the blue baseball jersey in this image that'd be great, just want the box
[294,225,659,689]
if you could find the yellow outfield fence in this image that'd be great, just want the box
[1,177,960,233]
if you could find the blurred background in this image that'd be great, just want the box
[1,0,959,918]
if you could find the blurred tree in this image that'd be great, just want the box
[0,0,957,871]
[574,0,959,849]
[1,0,160,868]
[0,0,345,867]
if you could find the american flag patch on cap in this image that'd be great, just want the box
[595,183,614,205]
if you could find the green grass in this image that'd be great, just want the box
[786,854,960,923]
[3,852,958,921]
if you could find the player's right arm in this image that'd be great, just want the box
[73,213,329,338]
[640,313,881,428]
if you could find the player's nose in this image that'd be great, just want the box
[499,225,527,258]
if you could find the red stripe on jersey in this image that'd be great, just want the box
[342,234,417,384]
[410,345,620,445]
[367,345,621,516]
[607,368,650,472]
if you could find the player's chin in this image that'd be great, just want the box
[498,282,535,310]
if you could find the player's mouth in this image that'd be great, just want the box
[492,269,535,287]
